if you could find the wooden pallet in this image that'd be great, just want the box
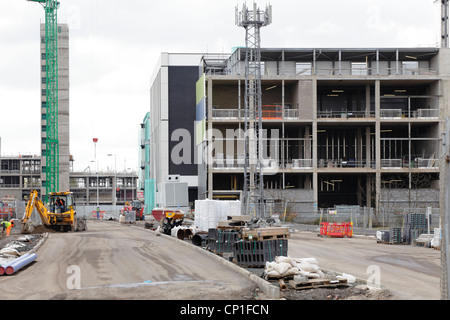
[264,274,295,281]
[241,227,290,241]
[289,278,348,290]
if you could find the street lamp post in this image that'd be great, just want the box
[93,138,99,208]
[107,153,117,218]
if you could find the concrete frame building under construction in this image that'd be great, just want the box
[148,47,450,215]
[199,47,449,214]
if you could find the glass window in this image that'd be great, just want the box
[402,61,419,75]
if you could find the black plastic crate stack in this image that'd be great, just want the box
[207,228,240,255]
[233,239,288,267]
[403,213,428,243]
[389,227,403,244]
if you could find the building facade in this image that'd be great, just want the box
[149,53,206,208]
[40,23,71,195]
[195,47,449,214]
[139,112,155,213]
[0,156,138,206]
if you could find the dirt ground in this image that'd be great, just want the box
[0,222,393,300]
[246,267,393,300]
[281,285,393,300]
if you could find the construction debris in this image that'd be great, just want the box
[262,256,358,291]
[0,234,43,275]
[264,256,324,280]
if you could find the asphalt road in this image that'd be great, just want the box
[288,231,441,300]
[0,220,256,300]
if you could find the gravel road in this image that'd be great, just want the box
[0,220,257,300]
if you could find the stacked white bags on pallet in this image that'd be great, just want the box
[264,256,326,279]
[194,199,241,231]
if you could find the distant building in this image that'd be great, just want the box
[40,23,71,194]
[0,155,138,206]
[139,112,155,213]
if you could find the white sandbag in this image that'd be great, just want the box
[316,269,325,278]
[337,273,356,284]
[265,270,281,277]
[295,257,319,265]
[299,261,320,273]
[284,267,300,276]
[298,270,310,277]
[0,248,21,256]
[275,256,292,264]
[307,273,320,279]
[265,261,277,270]
[273,262,292,275]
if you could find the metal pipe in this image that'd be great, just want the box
[1,254,31,275]
[4,253,37,275]
[192,233,208,247]
[184,228,193,239]
[176,228,185,240]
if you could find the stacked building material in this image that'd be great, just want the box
[376,230,390,243]
[389,227,403,244]
[233,239,288,267]
[207,228,240,255]
[403,213,429,244]
[194,199,241,231]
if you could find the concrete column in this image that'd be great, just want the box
[375,80,381,214]
[312,78,318,210]
[207,79,214,199]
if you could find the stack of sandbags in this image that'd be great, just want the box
[264,256,325,279]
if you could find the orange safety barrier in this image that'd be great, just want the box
[92,211,105,218]
[261,105,283,119]
[320,222,353,238]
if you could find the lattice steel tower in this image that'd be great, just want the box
[28,0,60,194]
[235,3,272,217]
[442,0,449,47]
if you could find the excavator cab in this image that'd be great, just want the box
[48,192,74,214]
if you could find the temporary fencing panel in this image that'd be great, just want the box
[320,222,353,238]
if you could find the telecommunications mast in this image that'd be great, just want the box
[235,3,272,217]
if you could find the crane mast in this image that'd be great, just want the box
[28,0,60,195]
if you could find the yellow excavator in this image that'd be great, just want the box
[21,190,87,233]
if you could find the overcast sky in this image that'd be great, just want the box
[0,0,441,173]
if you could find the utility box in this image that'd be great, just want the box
[157,175,189,210]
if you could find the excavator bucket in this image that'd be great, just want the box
[20,221,35,234]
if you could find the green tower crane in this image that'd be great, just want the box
[28,0,60,195]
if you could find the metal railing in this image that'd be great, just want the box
[212,158,315,169]
[212,109,244,119]
[212,108,300,120]
[381,159,403,168]
[380,108,439,119]
[315,67,438,77]
[381,158,438,169]
[317,110,375,119]
[317,159,375,168]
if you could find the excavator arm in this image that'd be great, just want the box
[22,190,51,233]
